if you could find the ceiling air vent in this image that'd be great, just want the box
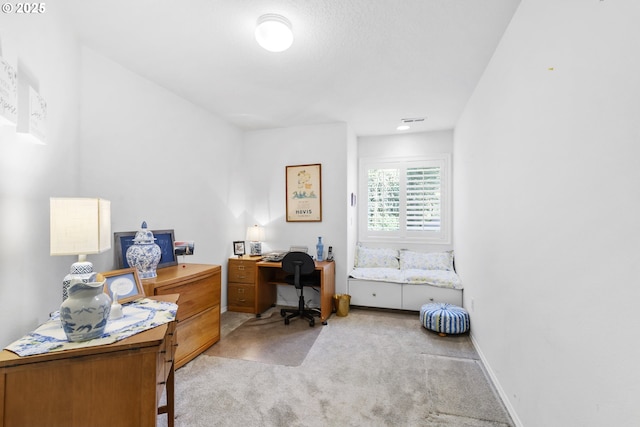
[401,117,426,124]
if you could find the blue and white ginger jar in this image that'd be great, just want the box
[126,221,162,279]
[60,276,111,342]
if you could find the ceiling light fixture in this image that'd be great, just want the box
[255,14,293,52]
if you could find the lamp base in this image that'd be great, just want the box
[62,261,94,301]
[249,241,262,256]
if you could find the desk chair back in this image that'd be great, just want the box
[280,251,321,326]
[282,251,316,289]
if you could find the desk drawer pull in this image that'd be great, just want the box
[237,266,245,271]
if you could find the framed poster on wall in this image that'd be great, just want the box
[286,163,322,222]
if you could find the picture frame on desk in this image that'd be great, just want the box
[286,163,322,222]
[100,267,145,304]
[114,229,178,270]
[233,241,245,257]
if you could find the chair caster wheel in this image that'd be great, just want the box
[284,318,290,325]
[309,319,315,327]
[280,309,286,317]
[322,321,328,325]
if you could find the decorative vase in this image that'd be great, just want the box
[126,221,162,279]
[316,236,324,261]
[60,277,111,342]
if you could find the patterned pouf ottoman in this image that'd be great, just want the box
[420,303,470,336]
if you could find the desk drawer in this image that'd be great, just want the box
[228,283,255,310]
[228,260,256,284]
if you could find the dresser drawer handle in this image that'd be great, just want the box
[238,298,246,302]
[238,266,245,271]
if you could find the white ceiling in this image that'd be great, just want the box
[59,0,521,136]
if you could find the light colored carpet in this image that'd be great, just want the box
[158,307,513,427]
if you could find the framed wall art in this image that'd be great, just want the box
[100,267,145,304]
[114,229,177,270]
[286,163,322,222]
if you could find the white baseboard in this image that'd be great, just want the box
[469,332,524,427]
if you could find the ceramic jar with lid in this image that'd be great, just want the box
[126,221,162,279]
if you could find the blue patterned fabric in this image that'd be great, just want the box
[420,303,469,334]
[5,298,177,356]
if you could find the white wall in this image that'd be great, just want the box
[78,47,245,311]
[0,10,83,345]
[358,130,454,252]
[243,123,353,306]
[454,1,640,425]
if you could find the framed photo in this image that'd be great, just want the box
[174,240,195,256]
[114,229,178,270]
[100,268,145,304]
[233,241,245,257]
[286,163,322,222]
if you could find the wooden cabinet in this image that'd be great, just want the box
[0,295,178,427]
[228,256,275,315]
[143,264,221,369]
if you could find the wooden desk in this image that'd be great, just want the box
[0,295,178,427]
[256,260,335,323]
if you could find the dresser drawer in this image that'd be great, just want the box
[228,283,256,309]
[228,259,256,284]
[175,305,219,368]
[155,275,217,322]
[156,321,176,402]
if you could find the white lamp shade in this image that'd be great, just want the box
[50,198,111,256]
[255,14,293,52]
[246,225,265,242]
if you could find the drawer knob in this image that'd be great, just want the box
[372,293,376,297]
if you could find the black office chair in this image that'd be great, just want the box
[280,251,322,327]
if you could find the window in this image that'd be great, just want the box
[359,155,451,244]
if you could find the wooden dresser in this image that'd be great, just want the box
[0,295,178,427]
[143,264,221,368]
[227,256,276,315]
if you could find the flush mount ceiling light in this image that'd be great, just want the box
[397,117,426,131]
[255,14,293,52]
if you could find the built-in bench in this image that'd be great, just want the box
[347,246,463,310]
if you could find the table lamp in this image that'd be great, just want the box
[50,197,111,300]
[246,225,265,256]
